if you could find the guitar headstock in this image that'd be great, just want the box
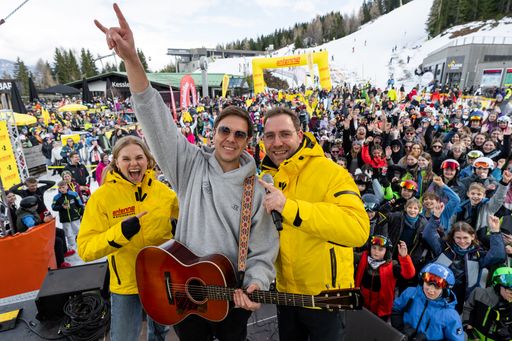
[313,288,363,311]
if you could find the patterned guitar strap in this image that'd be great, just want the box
[237,175,255,288]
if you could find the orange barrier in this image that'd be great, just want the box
[0,220,57,298]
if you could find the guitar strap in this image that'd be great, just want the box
[237,175,255,288]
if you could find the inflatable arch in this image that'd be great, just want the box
[252,51,332,94]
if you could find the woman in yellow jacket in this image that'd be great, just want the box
[77,136,179,341]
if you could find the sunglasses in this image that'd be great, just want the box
[423,272,448,289]
[432,145,443,149]
[406,132,415,135]
[370,235,388,247]
[474,161,490,169]
[441,161,459,170]
[364,202,378,212]
[217,126,248,141]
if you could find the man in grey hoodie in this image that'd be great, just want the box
[95,4,279,341]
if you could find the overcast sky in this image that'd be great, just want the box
[1,0,364,71]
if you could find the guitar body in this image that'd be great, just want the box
[136,240,237,326]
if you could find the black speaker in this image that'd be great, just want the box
[35,261,109,321]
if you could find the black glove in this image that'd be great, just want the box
[121,216,141,240]
[403,324,416,338]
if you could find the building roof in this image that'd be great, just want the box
[67,71,247,89]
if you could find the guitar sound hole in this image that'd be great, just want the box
[187,279,207,302]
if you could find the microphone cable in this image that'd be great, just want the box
[60,292,110,341]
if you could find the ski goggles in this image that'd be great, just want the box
[441,161,459,170]
[494,274,512,289]
[467,151,482,159]
[370,235,389,247]
[474,161,491,169]
[400,181,417,191]
[423,272,448,289]
[364,202,378,212]
[470,115,482,121]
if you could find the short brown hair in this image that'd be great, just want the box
[264,106,300,131]
[213,106,253,138]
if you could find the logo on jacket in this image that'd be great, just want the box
[113,206,136,219]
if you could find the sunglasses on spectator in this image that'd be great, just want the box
[432,145,443,149]
[423,273,448,289]
[217,126,248,140]
[370,235,388,247]
[406,132,415,135]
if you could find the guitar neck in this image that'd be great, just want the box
[202,286,357,309]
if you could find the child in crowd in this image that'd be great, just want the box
[52,180,84,250]
[391,263,464,341]
[355,235,415,320]
[17,196,72,268]
[463,267,512,341]
[422,175,461,232]
[423,204,506,314]
[382,179,418,213]
[456,170,511,247]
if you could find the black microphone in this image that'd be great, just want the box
[261,174,283,231]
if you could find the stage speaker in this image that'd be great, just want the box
[35,261,109,321]
[345,307,406,341]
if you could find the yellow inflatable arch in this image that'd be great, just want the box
[251,51,332,94]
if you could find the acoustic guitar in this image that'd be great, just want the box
[136,240,363,326]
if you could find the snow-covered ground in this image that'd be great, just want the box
[199,0,512,90]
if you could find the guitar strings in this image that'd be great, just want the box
[158,283,355,305]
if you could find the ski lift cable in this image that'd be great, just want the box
[0,0,31,26]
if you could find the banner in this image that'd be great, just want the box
[41,107,50,125]
[169,86,177,121]
[180,75,197,109]
[222,74,230,98]
[307,52,315,87]
[252,51,332,94]
[0,121,21,188]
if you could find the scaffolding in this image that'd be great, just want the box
[0,110,29,182]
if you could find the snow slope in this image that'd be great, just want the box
[201,0,512,90]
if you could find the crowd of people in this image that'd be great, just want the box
[2,4,512,340]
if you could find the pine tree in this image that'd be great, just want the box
[67,49,81,81]
[53,48,67,84]
[137,49,149,72]
[14,57,30,95]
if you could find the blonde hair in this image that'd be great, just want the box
[105,136,156,174]
[405,197,422,210]
[468,182,486,194]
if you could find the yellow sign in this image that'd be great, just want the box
[0,121,21,188]
[61,134,81,144]
[252,51,332,94]
[222,74,230,98]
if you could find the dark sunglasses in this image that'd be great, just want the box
[217,126,248,140]
[432,145,443,149]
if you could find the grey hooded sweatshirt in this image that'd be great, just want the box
[132,86,278,290]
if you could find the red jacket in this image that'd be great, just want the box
[355,251,415,317]
[361,144,387,169]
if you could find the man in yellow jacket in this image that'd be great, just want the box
[259,107,370,341]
